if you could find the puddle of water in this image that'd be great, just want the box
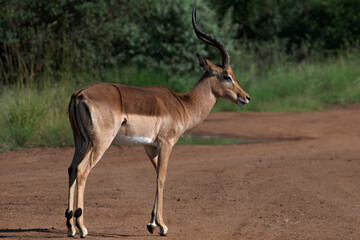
[177,134,257,146]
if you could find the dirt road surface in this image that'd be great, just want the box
[1,108,360,239]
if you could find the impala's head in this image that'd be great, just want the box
[192,8,250,106]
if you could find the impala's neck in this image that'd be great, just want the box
[181,74,217,130]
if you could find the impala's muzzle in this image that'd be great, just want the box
[237,96,250,106]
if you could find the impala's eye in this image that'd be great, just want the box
[223,75,232,82]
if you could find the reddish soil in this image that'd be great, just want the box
[1,108,360,240]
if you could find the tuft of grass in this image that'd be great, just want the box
[2,89,46,148]
[35,84,74,147]
[0,81,75,150]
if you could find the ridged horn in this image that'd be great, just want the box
[192,7,230,69]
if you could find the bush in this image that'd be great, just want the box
[212,0,360,55]
[117,1,238,75]
[0,0,237,85]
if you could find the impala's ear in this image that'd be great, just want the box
[196,53,211,72]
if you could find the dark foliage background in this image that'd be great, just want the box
[215,0,360,51]
[0,0,359,84]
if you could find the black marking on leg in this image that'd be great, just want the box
[66,218,72,229]
[65,209,73,219]
[65,209,74,229]
[74,208,82,218]
[74,209,82,230]
[68,167,73,175]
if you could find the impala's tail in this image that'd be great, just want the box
[68,91,91,154]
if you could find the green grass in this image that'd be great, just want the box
[0,82,74,150]
[213,52,360,112]
[1,52,359,150]
[177,134,254,145]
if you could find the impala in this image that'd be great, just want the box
[65,7,250,238]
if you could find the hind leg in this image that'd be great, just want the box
[144,146,159,234]
[66,149,83,237]
[74,150,92,238]
[154,142,173,236]
[74,139,114,238]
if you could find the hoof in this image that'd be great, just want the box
[67,229,76,237]
[80,228,88,238]
[147,223,156,234]
[159,226,168,236]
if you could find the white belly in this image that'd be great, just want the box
[112,133,157,146]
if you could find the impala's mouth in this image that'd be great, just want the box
[237,99,247,106]
[237,96,250,106]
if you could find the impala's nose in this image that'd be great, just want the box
[246,96,251,103]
